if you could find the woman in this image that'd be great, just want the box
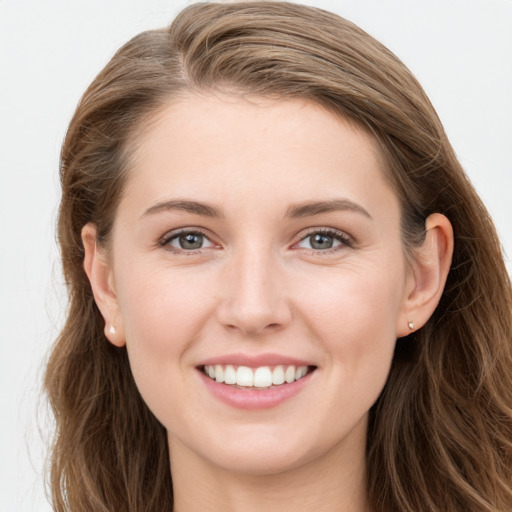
[45,2,512,511]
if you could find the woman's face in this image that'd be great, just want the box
[105,93,414,475]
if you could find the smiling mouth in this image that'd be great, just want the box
[201,364,316,389]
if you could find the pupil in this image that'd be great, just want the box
[311,233,333,249]
[179,233,203,249]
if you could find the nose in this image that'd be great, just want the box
[215,246,292,336]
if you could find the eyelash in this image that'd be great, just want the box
[159,227,353,255]
[159,229,216,254]
[294,228,354,254]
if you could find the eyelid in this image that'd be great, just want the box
[157,226,353,254]
[292,227,354,252]
[159,227,219,253]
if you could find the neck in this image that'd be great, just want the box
[169,426,371,512]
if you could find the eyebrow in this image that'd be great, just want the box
[141,200,224,219]
[140,198,371,220]
[285,199,372,219]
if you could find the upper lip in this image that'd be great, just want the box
[196,353,315,368]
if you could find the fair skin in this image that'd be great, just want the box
[83,93,453,512]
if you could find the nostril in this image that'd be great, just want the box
[222,321,285,336]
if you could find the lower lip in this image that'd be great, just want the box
[199,370,314,410]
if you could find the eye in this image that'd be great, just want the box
[295,229,352,252]
[161,230,216,253]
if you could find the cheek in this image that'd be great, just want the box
[117,264,212,340]
[115,266,215,391]
[297,263,405,384]
[116,270,211,429]
[300,262,405,336]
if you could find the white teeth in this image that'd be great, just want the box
[224,365,237,384]
[214,364,224,383]
[203,364,311,388]
[236,366,254,387]
[254,367,273,388]
[272,365,285,385]
[285,366,296,383]
[295,366,307,380]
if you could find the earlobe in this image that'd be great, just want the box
[82,223,126,347]
[396,213,454,337]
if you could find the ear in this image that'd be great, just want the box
[82,223,126,347]
[396,213,454,337]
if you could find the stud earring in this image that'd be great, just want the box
[408,321,415,331]
[109,325,116,335]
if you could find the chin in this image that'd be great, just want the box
[197,424,342,477]
[207,445,312,476]
[169,423,320,477]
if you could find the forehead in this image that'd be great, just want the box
[131,91,378,160]
[121,92,398,221]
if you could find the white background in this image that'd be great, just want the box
[1,1,511,510]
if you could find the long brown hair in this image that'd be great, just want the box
[45,2,512,510]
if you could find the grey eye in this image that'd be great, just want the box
[296,230,348,251]
[309,233,335,250]
[176,233,204,250]
[162,229,217,253]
